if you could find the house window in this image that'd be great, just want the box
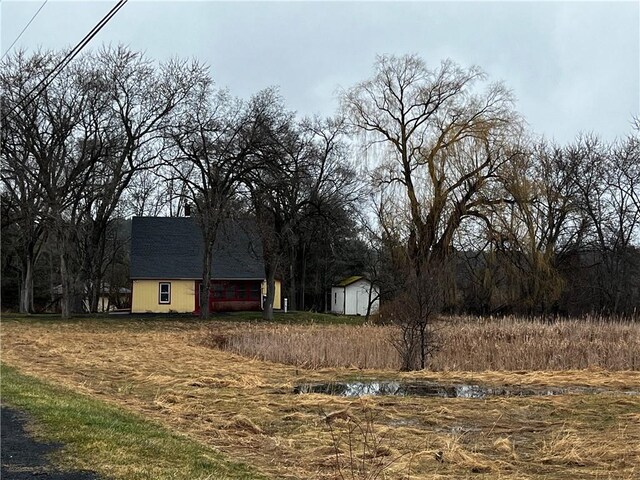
[159,282,171,304]
[209,281,261,302]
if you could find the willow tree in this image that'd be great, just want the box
[490,140,584,314]
[343,54,520,368]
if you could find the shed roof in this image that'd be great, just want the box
[130,217,264,280]
[336,275,366,287]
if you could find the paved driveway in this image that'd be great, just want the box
[1,405,100,479]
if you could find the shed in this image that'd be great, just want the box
[330,276,379,316]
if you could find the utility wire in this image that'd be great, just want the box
[6,0,128,117]
[1,0,49,60]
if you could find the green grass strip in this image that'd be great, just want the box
[1,310,367,326]
[1,363,267,480]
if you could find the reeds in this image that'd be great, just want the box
[204,324,398,369]
[431,315,640,371]
[206,315,640,371]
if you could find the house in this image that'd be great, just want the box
[330,276,379,316]
[130,217,281,314]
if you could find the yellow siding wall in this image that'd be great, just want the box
[131,280,195,313]
[261,280,282,309]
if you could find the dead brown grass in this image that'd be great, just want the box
[2,317,639,479]
[435,316,640,371]
[204,323,396,369]
[206,316,640,371]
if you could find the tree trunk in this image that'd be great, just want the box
[59,245,70,319]
[365,285,374,322]
[49,249,56,310]
[300,242,306,311]
[263,265,276,321]
[19,252,34,314]
[419,323,427,370]
[71,273,85,313]
[84,224,108,313]
[288,245,298,311]
[200,240,213,320]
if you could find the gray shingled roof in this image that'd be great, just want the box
[130,217,265,279]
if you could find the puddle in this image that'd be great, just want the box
[387,418,420,427]
[293,381,637,398]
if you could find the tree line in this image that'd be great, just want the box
[1,46,361,318]
[2,48,639,331]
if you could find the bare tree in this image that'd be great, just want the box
[77,46,207,312]
[242,89,305,319]
[165,81,259,319]
[1,47,208,317]
[1,51,51,312]
[244,90,358,318]
[567,131,640,313]
[343,54,519,368]
[2,50,94,318]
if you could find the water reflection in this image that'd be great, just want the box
[293,381,635,398]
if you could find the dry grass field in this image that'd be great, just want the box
[2,315,640,479]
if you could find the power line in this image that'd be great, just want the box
[6,0,128,117]
[1,0,49,60]
[14,0,127,113]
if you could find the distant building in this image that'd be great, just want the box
[90,284,131,312]
[130,217,281,314]
[51,283,131,313]
[330,276,379,316]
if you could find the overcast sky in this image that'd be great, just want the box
[2,1,638,143]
